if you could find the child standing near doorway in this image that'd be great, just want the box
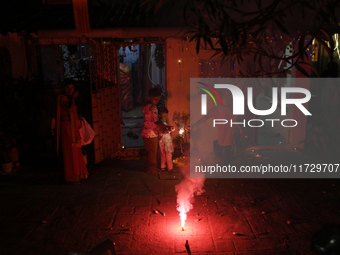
[141,88,174,174]
[158,106,174,172]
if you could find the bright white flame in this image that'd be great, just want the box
[179,128,184,135]
[176,175,205,230]
[179,210,187,228]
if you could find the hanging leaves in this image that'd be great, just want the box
[295,62,311,77]
[142,0,339,76]
[274,19,290,36]
[297,61,320,77]
[298,35,306,61]
[153,44,165,69]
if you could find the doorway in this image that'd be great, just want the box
[119,43,165,148]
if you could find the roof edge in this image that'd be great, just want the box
[37,27,188,39]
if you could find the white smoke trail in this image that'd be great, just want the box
[175,166,205,229]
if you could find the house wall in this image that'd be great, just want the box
[166,38,238,153]
[0,33,28,79]
[165,38,194,133]
[165,37,309,149]
[165,38,227,147]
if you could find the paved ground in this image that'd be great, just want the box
[1,148,340,255]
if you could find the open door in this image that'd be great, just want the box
[89,41,122,164]
[119,43,166,148]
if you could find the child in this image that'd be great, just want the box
[141,88,174,174]
[158,106,174,172]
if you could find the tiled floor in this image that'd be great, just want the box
[1,149,340,254]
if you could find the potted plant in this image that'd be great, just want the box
[172,111,190,155]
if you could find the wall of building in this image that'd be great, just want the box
[165,37,309,149]
[165,38,194,132]
[165,38,230,146]
[0,33,28,79]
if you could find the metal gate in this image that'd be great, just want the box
[36,40,121,164]
[89,41,122,164]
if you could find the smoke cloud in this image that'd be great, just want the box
[175,165,205,228]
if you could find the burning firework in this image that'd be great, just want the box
[179,128,184,135]
[175,174,205,231]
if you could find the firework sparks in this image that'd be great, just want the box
[179,128,184,135]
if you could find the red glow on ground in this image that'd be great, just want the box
[164,217,195,235]
[164,216,211,236]
[175,165,206,235]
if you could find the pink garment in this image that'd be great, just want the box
[158,119,173,154]
[158,120,173,171]
[161,152,173,170]
[56,95,88,183]
[141,103,169,138]
[141,104,159,138]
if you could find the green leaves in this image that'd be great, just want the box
[142,0,340,77]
